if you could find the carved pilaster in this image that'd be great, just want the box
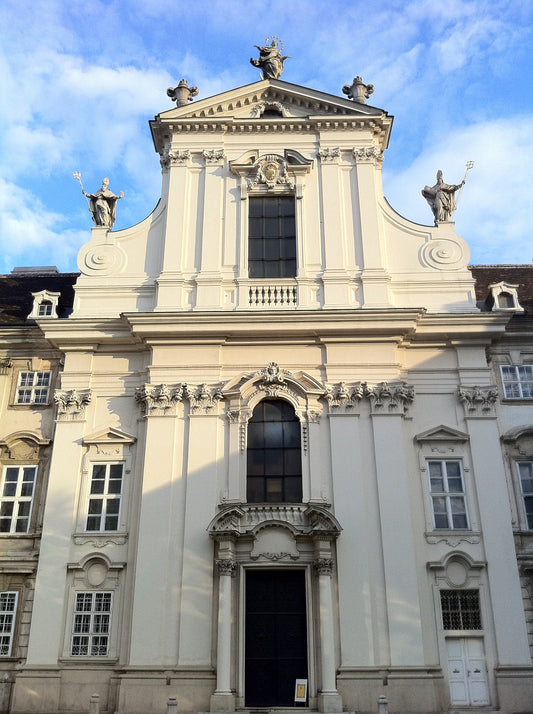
[135,383,184,416]
[202,149,226,165]
[366,381,414,415]
[323,381,364,412]
[0,358,12,375]
[54,389,92,421]
[353,146,384,164]
[313,558,335,576]
[184,383,224,414]
[317,147,340,163]
[168,150,191,166]
[216,559,237,577]
[457,385,498,417]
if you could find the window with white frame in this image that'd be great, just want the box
[15,371,51,405]
[71,591,112,656]
[440,589,482,630]
[428,460,469,529]
[37,301,53,317]
[517,461,533,529]
[86,464,123,532]
[0,466,36,534]
[501,365,533,399]
[0,592,18,655]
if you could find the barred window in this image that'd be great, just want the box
[0,592,18,656]
[15,371,51,404]
[71,592,112,656]
[440,590,482,630]
[517,462,533,529]
[428,460,469,529]
[0,466,37,534]
[85,464,123,532]
[501,365,533,399]
[248,196,296,279]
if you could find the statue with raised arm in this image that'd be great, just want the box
[76,176,124,228]
[421,170,465,224]
[250,37,289,79]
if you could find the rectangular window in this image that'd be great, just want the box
[501,365,533,399]
[0,592,18,656]
[71,592,112,656]
[0,466,37,534]
[441,590,482,630]
[517,462,533,529]
[248,196,296,279]
[428,460,469,529]
[15,371,51,404]
[86,464,123,532]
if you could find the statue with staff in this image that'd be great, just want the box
[73,172,124,229]
[422,162,474,224]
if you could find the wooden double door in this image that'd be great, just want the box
[245,569,308,707]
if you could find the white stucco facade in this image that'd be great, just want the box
[2,77,532,714]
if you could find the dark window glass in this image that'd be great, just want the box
[247,399,302,503]
[248,197,296,279]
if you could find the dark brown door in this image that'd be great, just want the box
[245,569,308,707]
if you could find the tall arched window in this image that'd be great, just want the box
[247,399,302,503]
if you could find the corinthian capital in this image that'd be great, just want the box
[54,389,92,420]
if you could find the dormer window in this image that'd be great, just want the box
[28,290,60,320]
[486,281,523,312]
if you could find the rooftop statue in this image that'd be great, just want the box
[421,163,473,224]
[250,37,289,79]
[167,79,199,107]
[74,173,123,229]
[342,76,374,104]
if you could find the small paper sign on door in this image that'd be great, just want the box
[294,679,308,703]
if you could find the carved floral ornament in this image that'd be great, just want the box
[247,154,294,190]
[135,383,224,415]
[208,503,342,541]
[457,385,498,416]
[323,380,414,414]
[54,389,92,420]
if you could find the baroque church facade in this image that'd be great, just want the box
[0,50,533,714]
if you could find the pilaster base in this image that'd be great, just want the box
[318,691,344,713]
[210,692,236,711]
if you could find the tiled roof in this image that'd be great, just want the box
[0,270,78,325]
[469,265,533,315]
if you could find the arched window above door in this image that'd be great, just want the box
[246,399,302,503]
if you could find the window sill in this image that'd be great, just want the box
[58,656,119,665]
[72,532,128,546]
[425,530,480,545]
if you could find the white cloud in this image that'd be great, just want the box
[384,116,533,264]
[0,179,86,273]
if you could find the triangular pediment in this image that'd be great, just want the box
[157,79,386,121]
[82,427,136,445]
[415,425,470,443]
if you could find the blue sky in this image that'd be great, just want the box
[0,0,532,274]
